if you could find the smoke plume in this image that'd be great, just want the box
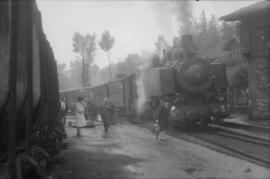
[173,1,194,35]
[152,2,175,44]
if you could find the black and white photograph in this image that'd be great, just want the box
[0,0,270,178]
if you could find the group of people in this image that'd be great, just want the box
[152,99,176,141]
[59,95,175,140]
[59,96,115,137]
[74,97,115,137]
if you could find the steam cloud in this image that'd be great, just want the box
[152,1,194,42]
[152,2,175,44]
[135,2,194,114]
[173,1,194,35]
[135,73,146,114]
[135,56,156,114]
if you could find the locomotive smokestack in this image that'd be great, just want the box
[181,35,198,59]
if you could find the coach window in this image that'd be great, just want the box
[116,84,118,95]
[117,83,120,95]
[120,84,122,94]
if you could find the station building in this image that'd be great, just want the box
[220,1,270,120]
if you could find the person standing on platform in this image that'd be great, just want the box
[100,98,114,133]
[154,99,170,141]
[75,97,86,137]
[85,98,92,121]
[59,97,69,126]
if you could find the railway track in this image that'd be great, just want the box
[210,124,270,146]
[120,114,270,168]
[172,126,270,168]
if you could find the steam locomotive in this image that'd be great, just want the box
[141,35,231,126]
[61,35,231,127]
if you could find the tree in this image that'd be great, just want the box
[192,11,222,56]
[72,32,96,86]
[154,35,168,59]
[117,53,141,75]
[99,30,115,81]
[200,10,208,35]
[221,22,236,40]
[57,62,70,90]
[207,15,222,49]
[67,59,84,88]
[56,60,84,90]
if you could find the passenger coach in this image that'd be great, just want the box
[61,73,137,113]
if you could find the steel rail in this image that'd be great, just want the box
[192,133,270,168]
[214,131,270,147]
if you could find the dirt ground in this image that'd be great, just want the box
[48,119,270,179]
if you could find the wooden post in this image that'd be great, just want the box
[8,0,19,178]
[82,58,85,86]
[108,52,112,82]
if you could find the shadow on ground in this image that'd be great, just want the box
[48,144,144,179]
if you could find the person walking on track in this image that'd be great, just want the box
[75,97,86,137]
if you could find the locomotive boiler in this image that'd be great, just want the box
[141,35,230,126]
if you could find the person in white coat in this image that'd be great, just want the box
[75,97,86,136]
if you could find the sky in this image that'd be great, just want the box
[36,0,258,68]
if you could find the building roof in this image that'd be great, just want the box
[220,1,270,21]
